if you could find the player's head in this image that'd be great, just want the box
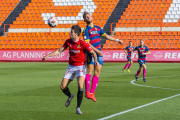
[83,11,93,24]
[140,40,144,46]
[129,41,132,46]
[70,25,81,40]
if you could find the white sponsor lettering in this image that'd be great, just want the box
[112,53,126,59]
[112,53,119,59]
[178,53,180,58]
[172,53,177,59]
[164,53,171,59]
[3,52,11,58]
[164,53,180,59]
[120,53,125,59]
[47,52,65,58]
[4,52,65,59]
[132,53,138,59]
[112,53,137,59]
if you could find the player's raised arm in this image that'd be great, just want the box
[88,43,103,56]
[42,47,65,61]
[103,34,123,44]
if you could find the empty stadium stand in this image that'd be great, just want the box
[104,0,180,49]
[0,0,31,36]
[0,0,179,49]
[9,0,118,29]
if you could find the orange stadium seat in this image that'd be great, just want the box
[1,32,72,49]
[10,0,119,29]
[2,0,179,50]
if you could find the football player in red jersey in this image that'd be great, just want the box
[42,25,99,115]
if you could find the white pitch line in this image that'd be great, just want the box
[98,75,180,120]
[131,75,180,91]
[97,93,180,120]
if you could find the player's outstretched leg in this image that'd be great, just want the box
[90,75,99,102]
[135,70,140,81]
[123,64,128,73]
[76,88,83,115]
[61,79,74,107]
[127,63,132,73]
[143,69,146,82]
[62,87,74,107]
[142,64,147,82]
[85,74,92,99]
[76,76,85,115]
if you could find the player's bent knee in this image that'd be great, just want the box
[87,69,93,75]
[60,84,66,90]
[60,83,69,90]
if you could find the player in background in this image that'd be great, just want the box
[123,41,134,73]
[42,25,99,114]
[134,40,151,82]
[83,11,123,102]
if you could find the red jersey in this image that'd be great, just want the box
[62,39,93,66]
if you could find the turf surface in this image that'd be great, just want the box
[0,62,179,120]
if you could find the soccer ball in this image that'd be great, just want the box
[48,17,58,27]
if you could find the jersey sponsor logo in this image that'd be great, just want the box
[77,44,81,48]
[140,50,145,52]
[90,31,98,34]
[70,49,80,53]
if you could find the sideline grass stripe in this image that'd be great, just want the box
[98,93,180,120]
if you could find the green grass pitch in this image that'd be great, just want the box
[0,62,180,120]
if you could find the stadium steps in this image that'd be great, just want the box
[101,0,132,48]
[103,0,132,35]
[0,0,31,36]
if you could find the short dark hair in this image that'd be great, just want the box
[129,41,132,43]
[71,25,81,36]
